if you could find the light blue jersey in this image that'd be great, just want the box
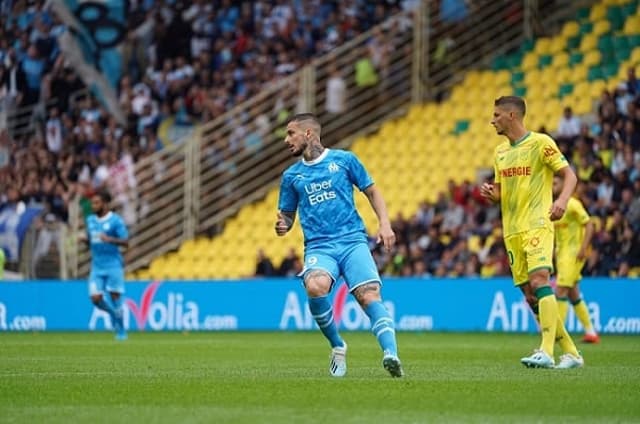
[86,211,128,270]
[277,146,400,368]
[278,149,372,248]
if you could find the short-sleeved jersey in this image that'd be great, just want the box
[493,131,568,237]
[278,149,373,247]
[86,211,128,269]
[554,197,590,257]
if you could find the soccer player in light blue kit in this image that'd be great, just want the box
[82,191,129,340]
[276,114,403,377]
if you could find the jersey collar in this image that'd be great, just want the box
[511,131,531,147]
[97,211,113,222]
[302,148,329,166]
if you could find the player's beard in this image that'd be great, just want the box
[291,141,307,157]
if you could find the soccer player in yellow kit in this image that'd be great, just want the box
[552,176,599,343]
[481,96,584,369]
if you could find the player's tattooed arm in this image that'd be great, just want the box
[275,211,296,236]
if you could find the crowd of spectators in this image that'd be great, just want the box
[257,66,640,279]
[0,0,415,274]
[0,1,637,279]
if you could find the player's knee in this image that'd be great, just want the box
[528,270,550,289]
[90,294,102,305]
[568,286,581,301]
[555,286,569,297]
[110,292,121,301]
[353,282,381,307]
[304,270,332,297]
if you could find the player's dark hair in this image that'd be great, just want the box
[95,190,112,204]
[290,113,322,135]
[495,96,526,117]
[290,113,318,124]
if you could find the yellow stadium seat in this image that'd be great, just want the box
[526,86,544,104]
[623,16,640,35]
[589,3,607,21]
[552,52,569,68]
[548,36,566,54]
[542,84,558,100]
[521,52,539,71]
[533,37,552,55]
[555,67,572,84]
[583,50,602,67]
[574,98,593,115]
[561,21,580,38]
[592,19,611,37]
[523,68,542,87]
[573,80,590,97]
[493,70,511,86]
[568,64,589,84]
[579,34,598,52]
[590,80,607,98]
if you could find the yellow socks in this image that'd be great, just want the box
[536,286,558,357]
[573,298,595,333]
[554,315,580,357]
[556,296,569,324]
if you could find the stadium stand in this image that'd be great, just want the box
[134,0,640,280]
[0,0,409,277]
[1,0,638,281]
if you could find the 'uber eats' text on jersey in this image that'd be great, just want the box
[278,149,373,247]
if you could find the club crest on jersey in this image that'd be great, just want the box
[328,162,339,173]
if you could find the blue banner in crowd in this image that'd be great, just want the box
[0,206,43,261]
[48,0,127,124]
[0,278,639,333]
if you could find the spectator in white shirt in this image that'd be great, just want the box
[45,107,63,154]
[557,106,581,140]
[325,66,346,114]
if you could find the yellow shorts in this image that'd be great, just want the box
[504,227,554,286]
[555,256,585,287]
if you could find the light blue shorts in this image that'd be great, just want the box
[301,240,381,292]
[88,268,125,296]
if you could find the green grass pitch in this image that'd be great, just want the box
[1,332,639,423]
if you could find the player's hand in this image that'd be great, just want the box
[376,225,396,252]
[275,212,290,236]
[576,247,587,261]
[549,199,567,221]
[480,182,497,203]
[99,233,112,243]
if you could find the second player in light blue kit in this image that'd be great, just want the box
[83,191,130,340]
[276,114,403,377]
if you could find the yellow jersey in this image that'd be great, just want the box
[493,131,569,237]
[554,197,590,257]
